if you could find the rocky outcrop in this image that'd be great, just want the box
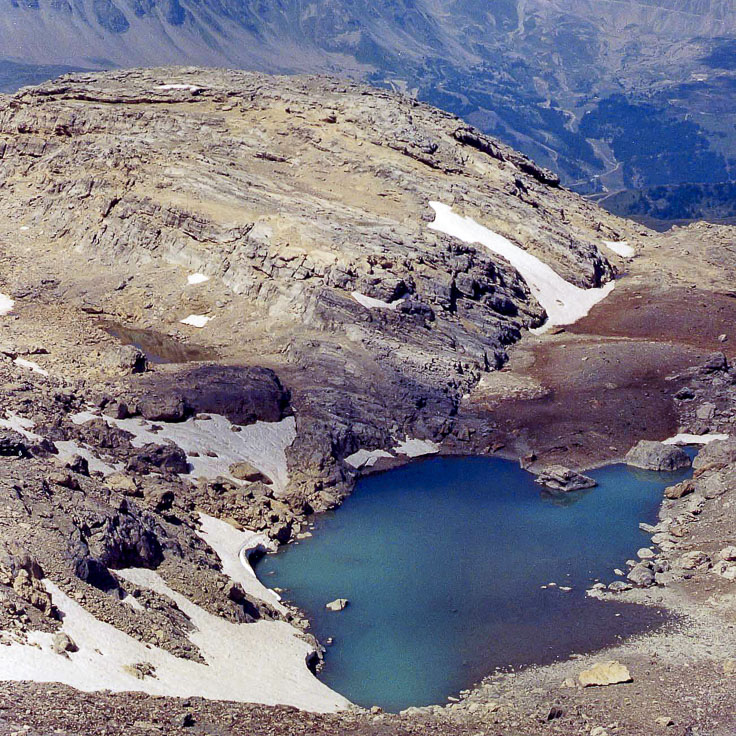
[624,441,692,472]
[534,465,597,492]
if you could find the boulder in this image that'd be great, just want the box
[325,598,349,612]
[229,461,270,484]
[624,441,691,472]
[664,479,695,499]
[52,632,78,655]
[679,550,710,570]
[719,546,736,562]
[578,660,632,687]
[102,345,146,375]
[126,443,189,475]
[627,564,655,588]
[534,465,597,492]
[0,429,28,457]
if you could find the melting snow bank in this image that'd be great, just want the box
[71,412,296,492]
[663,433,729,446]
[0,293,13,316]
[0,572,347,712]
[603,240,635,258]
[155,84,200,92]
[345,437,439,469]
[197,514,284,610]
[187,273,210,285]
[351,291,405,310]
[13,357,48,376]
[428,202,615,333]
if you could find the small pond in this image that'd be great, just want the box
[103,323,216,364]
[255,454,694,712]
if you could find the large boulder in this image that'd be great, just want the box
[101,345,146,375]
[534,465,597,492]
[624,441,691,472]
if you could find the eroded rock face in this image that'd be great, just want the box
[624,441,692,472]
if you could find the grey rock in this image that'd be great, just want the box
[627,564,655,588]
[534,465,597,492]
[624,441,692,472]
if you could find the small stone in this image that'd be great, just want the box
[637,548,655,560]
[723,659,736,676]
[655,716,674,727]
[546,705,564,721]
[590,727,608,736]
[578,660,632,687]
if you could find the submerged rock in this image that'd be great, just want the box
[624,441,691,472]
[578,660,632,687]
[534,465,597,492]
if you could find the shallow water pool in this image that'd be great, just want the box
[254,454,693,711]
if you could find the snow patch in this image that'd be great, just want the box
[13,357,48,376]
[197,514,284,610]
[180,314,211,328]
[351,291,405,310]
[0,575,347,712]
[155,84,200,92]
[73,413,297,493]
[428,202,615,333]
[0,412,42,440]
[187,273,210,285]
[663,433,729,446]
[603,240,635,258]
[0,293,14,316]
[55,440,119,475]
[344,448,395,469]
[394,437,439,458]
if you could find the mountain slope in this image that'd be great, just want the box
[1,0,735,195]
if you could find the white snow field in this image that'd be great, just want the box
[429,202,615,333]
[0,571,347,713]
[602,240,635,258]
[187,273,210,285]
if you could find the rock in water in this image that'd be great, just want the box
[534,465,597,492]
[624,441,692,472]
[325,598,349,612]
[578,660,632,687]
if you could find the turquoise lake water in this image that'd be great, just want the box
[254,454,694,711]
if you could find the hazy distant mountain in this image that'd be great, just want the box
[2,0,735,199]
